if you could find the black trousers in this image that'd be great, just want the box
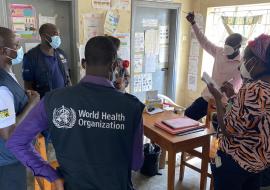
[211,150,261,190]
[0,162,27,190]
[261,167,270,187]
[184,97,208,121]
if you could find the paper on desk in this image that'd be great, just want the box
[146,108,164,115]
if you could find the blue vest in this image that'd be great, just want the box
[25,45,71,97]
[0,69,28,166]
[44,82,144,190]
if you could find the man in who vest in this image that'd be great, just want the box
[7,36,145,190]
[0,27,40,190]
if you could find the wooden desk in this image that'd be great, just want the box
[143,111,215,190]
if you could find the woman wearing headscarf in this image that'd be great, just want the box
[208,34,270,190]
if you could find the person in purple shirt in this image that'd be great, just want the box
[7,36,144,190]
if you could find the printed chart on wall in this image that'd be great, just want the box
[9,4,37,39]
[92,0,111,10]
[133,73,153,93]
[104,10,120,35]
[111,0,130,10]
[159,25,169,68]
[39,14,57,27]
[83,13,104,43]
[113,33,130,61]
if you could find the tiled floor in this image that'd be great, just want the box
[28,157,212,190]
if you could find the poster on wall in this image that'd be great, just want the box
[145,54,156,73]
[134,54,143,73]
[111,0,130,10]
[142,73,153,91]
[188,56,199,75]
[187,74,197,91]
[83,13,104,43]
[145,29,159,55]
[159,25,169,45]
[142,19,158,28]
[134,32,144,53]
[159,45,169,63]
[113,33,130,61]
[134,74,142,92]
[10,4,37,39]
[92,0,111,10]
[104,10,120,35]
[39,14,57,27]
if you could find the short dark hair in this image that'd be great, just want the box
[0,27,14,47]
[85,36,117,66]
[106,36,120,50]
[39,23,56,35]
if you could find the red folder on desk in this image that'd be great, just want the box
[155,120,204,135]
[162,117,200,129]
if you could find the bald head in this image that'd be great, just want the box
[39,23,58,36]
[0,27,15,48]
[39,23,60,48]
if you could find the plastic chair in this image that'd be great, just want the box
[34,135,59,190]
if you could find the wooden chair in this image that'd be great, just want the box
[34,135,59,190]
[179,99,216,190]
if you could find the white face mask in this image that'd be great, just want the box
[240,58,256,80]
[224,45,235,55]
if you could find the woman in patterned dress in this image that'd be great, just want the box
[208,34,270,190]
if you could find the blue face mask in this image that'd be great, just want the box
[47,35,61,49]
[6,46,24,65]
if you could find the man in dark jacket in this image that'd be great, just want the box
[7,36,145,190]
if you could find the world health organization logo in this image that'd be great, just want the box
[53,106,76,129]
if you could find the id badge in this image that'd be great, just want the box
[215,155,222,168]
